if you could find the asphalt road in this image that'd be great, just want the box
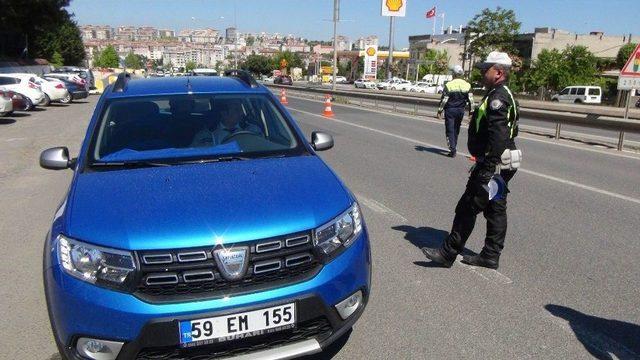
[291,82,640,147]
[1,95,639,359]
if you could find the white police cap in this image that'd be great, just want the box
[475,51,512,70]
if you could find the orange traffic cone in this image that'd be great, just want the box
[323,95,334,117]
[280,88,288,105]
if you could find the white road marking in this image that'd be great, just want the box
[454,255,513,285]
[289,107,640,206]
[4,137,27,142]
[285,94,640,160]
[357,194,407,222]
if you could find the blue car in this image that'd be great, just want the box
[41,70,371,360]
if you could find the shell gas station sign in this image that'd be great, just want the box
[364,45,378,80]
[381,0,406,17]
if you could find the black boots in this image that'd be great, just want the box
[461,254,499,269]
[421,247,455,268]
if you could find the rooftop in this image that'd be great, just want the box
[107,76,267,98]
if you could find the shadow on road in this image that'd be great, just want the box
[47,353,61,360]
[392,225,478,268]
[6,112,30,118]
[49,103,69,107]
[414,145,450,157]
[545,304,640,359]
[299,328,352,360]
[0,118,17,125]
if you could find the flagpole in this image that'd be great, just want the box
[432,14,436,35]
[441,13,445,34]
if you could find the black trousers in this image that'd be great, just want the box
[442,168,517,260]
[444,107,465,152]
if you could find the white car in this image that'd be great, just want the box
[410,82,443,94]
[390,80,413,91]
[354,79,376,89]
[376,79,400,90]
[0,89,13,116]
[45,73,88,91]
[330,76,348,84]
[0,74,45,107]
[551,86,602,104]
[13,74,68,106]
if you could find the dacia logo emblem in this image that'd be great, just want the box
[214,247,249,281]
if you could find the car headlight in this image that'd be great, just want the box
[314,203,363,256]
[56,235,136,289]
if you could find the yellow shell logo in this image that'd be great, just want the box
[386,0,403,12]
[366,47,376,57]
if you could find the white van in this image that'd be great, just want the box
[552,86,602,104]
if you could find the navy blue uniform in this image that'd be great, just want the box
[438,78,473,155]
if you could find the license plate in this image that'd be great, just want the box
[179,303,296,347]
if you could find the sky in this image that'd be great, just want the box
[68,0,638,48]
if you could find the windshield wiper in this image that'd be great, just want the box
[178,156,253,164]
[91,161,173,168]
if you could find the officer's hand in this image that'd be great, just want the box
[436,111,442,120]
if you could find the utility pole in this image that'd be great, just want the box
[387,16,395,80]
[332,0,339,90]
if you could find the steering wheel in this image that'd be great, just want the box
[221,130,258,143]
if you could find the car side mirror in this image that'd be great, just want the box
[40,147,74,170]
[311,131,334,151]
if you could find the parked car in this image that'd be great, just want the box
[376,78,403,90]
[0,74,45,108]
[635,98,640,108]
[409,82,443,94]
[8,91,33,111]
[51,67,95,90]
[274,74,293,85]
[41,70,371,360]
[390,80,412,91]
[354,78,377,89]
[0,89,13,116]
[45,73,88,92]
[12,74,69,106]
[551,86,602,104]
[44,77,89,104]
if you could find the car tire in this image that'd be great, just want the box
[60,93,72,104]
[574,99,582,104]
[42,93,51,107]
[551,98,559,102]
[24,98,34,111]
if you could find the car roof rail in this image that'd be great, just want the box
[112,72,130,92]
[224,69,258,88]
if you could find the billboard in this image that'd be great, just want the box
[364,45,378,79]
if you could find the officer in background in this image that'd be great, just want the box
[423,51,520,269]
[437,65,473,157]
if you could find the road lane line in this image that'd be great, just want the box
[285,94,640,160]
[289,107,640,206]
[357,194,407,223]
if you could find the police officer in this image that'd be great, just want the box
[422,51,520,269]
[437,65,473,157]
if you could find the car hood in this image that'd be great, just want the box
[65,156,352,250]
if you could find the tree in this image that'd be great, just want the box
[1,1,85,64]
[124,52,143,69]
[419,49,449,78]
[246,35,255,47]
[466,7,521,59]
[616,43,637,69]
[50,51,64,67]
[93,45,119,68]
[240,55,273,75]
[273,51,303,72]
[526,46,598,92]
[185,61,197,72]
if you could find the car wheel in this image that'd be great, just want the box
[551,98,559,102]
[42,93,51,107]
[60,93,72,104]
[24,98,34,111]
[574,99,582,104]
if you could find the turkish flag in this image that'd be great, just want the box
[426,7,436,18]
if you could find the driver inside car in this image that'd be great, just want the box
[191,99,263,147]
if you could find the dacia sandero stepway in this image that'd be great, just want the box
[41,70,371,359]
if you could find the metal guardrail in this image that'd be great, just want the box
[266,83,640,151]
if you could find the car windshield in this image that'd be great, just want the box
[90,94,302,164]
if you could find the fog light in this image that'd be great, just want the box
[76,337,124,360]
[335,290,363,320]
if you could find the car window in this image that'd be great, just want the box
[576,88,585,95]
[559,88,570,95]
[569,88,577,95]
[91,94,301,163]
[588,88,600,95]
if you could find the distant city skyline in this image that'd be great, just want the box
[69,0,639,49]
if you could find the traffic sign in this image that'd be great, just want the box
[617,43,640,90]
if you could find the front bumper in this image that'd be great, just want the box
[71,90,89,100]
[45,231,371,359]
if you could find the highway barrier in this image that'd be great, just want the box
[266,83,640,151]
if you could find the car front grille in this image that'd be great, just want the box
[134,317,332,360]
[134,232,322,303]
